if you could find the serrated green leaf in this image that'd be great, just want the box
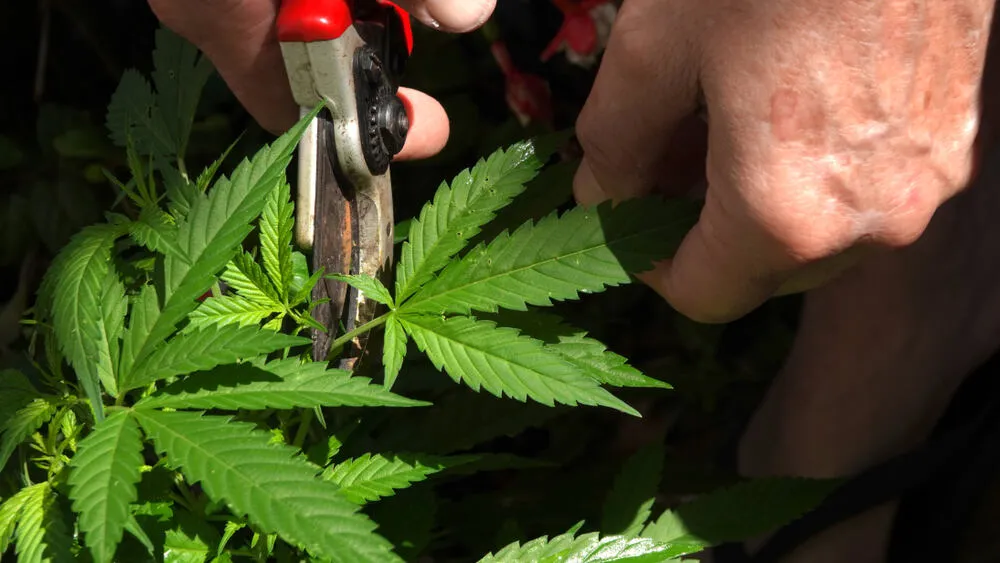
[42,223,126,418]
[472,158,577,246]
[382,314,407,390]
[131,207,183,257]
[483,530,697,563]
[161,157,198,219]
[395,140,549,303]
[288,251,314,301]
[222,256,281,307]
[99,267,127,397]
[68,411,144,563]
[328,274,393,307]
[187,294,282,331]
[0,398,57,472]
[122,110,316,378]
[196,138,239,193]
[137,358,427,410]
[13,481,73,563]
[0,370,41,431]
[485,311,670,389]
[151,27,214,161]
[601,444,664,537]
[119,285,160,378]
[218,521,245,556]
[233,252,283,304]
[105,69,172,157]
[135,410,400,562]
[0,484,33,554]
[401,198,701,316]
[322,454,477,505]
[122,324,307,391]
[260,181,295,300]
[399,314,637,415]
[641,477,841,548]
[123,514,156,557]
[164,521,212,563]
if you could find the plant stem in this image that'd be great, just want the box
[325,313,390,362]
[292,409,313,449]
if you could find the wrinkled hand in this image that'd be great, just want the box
[575,0,995,323]
[148,0,497,159]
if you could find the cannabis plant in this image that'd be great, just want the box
[0,29,836,563]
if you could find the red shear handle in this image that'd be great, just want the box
[276,0,413,53]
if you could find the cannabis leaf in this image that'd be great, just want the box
[136,358,428,410]
[382,315,407,389]
[150,27,214,162]
[121,108,317,379]
[131,207,182,257]
[105,69,170,157]
[260,181,295,300]
[43,223,126,417]
[601,444,664,537]
[0,371,40,431]
[401,198,701,316]
[68,411,144,563]
[330,274,394,307]
[395,140,549,303]
[135,410,400,562]
[223,254,282,307]
[0,484,33,554]
[187,294,282,331]
[486,311,669,389]
[122,325,307,392]
[481,527,698,563]
[13,481,73,563]
[399,314,637,415]
[641,477,841,548]
[322,453,476,505]
[0,398,57,472]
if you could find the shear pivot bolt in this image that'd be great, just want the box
[379,96,409,156]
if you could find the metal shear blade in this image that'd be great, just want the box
[277,0,411,369]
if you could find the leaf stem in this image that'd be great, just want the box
[325,313,390,362]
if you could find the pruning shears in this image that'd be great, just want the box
[277,0,413,369]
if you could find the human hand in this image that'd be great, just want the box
[574,0,995,323]
[148,0,497,160]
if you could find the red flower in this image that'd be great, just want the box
[490,41,554,127]
[541,0,617,68]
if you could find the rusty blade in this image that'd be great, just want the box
[309,113,395,373]
[309,112,353,364]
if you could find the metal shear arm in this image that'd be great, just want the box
[277,0,411,368]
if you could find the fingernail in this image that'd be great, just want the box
[425,0,495,32]
[573,159,610,206]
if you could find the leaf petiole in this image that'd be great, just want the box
[325,313,391,362]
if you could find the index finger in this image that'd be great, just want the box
[394,0,496,32]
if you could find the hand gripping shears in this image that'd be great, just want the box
[277,0,412,369]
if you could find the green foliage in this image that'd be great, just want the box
[136,410,398,562]
[323,453,476,505]
[400,198,699,316]
[481,525,699,563]
[0,27,829,563]
[395,141,549,303]
[400,314,637,414]
[0,398,58,472]
[68,412,144,563]
[601,444,665,537]
[641,477,842,549]
[136,359,427,410]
